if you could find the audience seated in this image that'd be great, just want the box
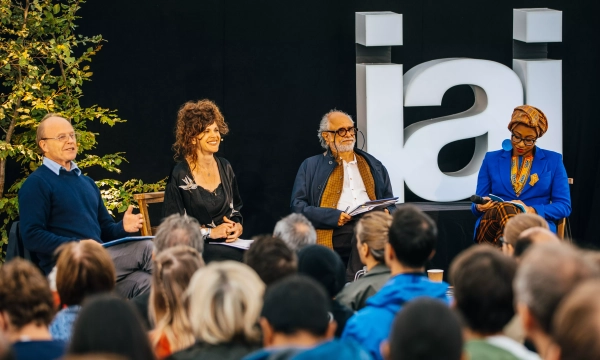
[0,258,65,360]
[273,213,317,252]
[132,214,205,329]
[243,235,297,286]
[502,213,549,256]
[514,243,600,358]
[244,275,370,360]
[68,294,156,360]
[50,241,116,342]
[297,245,354,337]
[169,261,264,360]
[548,280,600,360]
[381,298,463,360]
[513,227,559,259]
[451,245,539,360]
[336,212,392,311]
[342,205,449,360]
[149,246,204,359]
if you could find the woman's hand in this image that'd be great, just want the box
[208,222,234,240]
[511,200,537,214]
[223,216,243,242]
[476,197,496,212]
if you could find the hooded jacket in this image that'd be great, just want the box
[341,273,450,360]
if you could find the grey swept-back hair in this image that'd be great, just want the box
[154,214,204,255]
[317,110,354,149]
[273,213,317,252]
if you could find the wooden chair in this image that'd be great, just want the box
[133,192,165,236]
[557,178,574,240]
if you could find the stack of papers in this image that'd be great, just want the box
[347,197,399,216]
[209,238,254,250]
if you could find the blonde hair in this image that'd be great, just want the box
[503,213,549,246]
[355,211,392,263]
[186,261,265,345]
[149,246,204,353]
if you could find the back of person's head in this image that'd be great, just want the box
[62,355,127,360]
[68,294,155,360]
[514,227,559,258]
[297,245,346,298]
[551,280,600,360]
[515,243,600,334]
[150,246,204,352]
[388,205,437,268]
[55,241,116,306]
[503,213,548,246]
[356,211,392,264]
[244,235,297,286]
[273,213,317,252]
[450,245,517,334]
[153,214,204,255]
[384,298,463,360]
[187,261,264,345]
[261,275,334,338]
[0,258,54,331]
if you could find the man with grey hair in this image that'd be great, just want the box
[153,213,205,255]
[514,243,600,358]
[291,110,395,280]
[273,213,317,252]
[19,113,152,299]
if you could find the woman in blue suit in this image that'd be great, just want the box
[472,105,571,245]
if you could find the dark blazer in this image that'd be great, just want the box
[471,147,571,233]
[290,149,395,229]
[336,263,391,311]
[163,157,243,226]
[167,341,258,360]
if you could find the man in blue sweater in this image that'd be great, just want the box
[341,205,450,360]
[18,114,151,297]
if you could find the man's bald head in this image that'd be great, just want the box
[36,114,70,152]
[514,243,600,333]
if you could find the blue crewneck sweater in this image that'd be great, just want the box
[18,165,128,273]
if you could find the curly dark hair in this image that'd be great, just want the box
[0,258,55,329]
[173,100,229,167]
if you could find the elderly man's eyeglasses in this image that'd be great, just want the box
[41,132,80,142]
[511,133,536,146]
[323,127,357,137]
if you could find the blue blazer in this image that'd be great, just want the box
[471,147,571,233]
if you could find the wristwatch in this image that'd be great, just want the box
[200,227,212,239]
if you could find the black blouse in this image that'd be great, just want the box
[163,157,243,227]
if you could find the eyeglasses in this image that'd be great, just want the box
[511,133,536,146]
[323,127,357,137]
[41,132,80,142]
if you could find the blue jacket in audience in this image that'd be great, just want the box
[341,273,450,360]
[49,305,81,342]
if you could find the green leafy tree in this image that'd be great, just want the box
[0,0,165,260]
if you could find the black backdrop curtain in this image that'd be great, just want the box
[55,0,599,246]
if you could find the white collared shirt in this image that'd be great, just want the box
[337,156,371,212]
[43,157,81,176]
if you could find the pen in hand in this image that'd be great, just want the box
[344,206,350,213]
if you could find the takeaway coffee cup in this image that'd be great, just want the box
[427,269,444,282]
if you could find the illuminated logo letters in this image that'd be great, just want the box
[355,9,563,202]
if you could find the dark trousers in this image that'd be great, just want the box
[332,221,364,282]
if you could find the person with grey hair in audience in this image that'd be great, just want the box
[514,243,600,359]
[131,214,205,329]
[273,213,317,252]
[513,227,559,259]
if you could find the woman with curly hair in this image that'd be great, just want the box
[163,100,244,262]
